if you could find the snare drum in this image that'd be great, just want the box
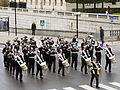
[40,62,48,70]
[62,60,70,68]
[20,63,28,71]
[85,58,91,65]
[109,55,116,63]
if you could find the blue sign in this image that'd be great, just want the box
[111,16,114,23]
[40,20,45,26]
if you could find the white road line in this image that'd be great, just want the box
[0,48,3,50]
[99,84,118,90]
[63,87,77,90]
[48,89,57,90]
[110,82,120,87]
[79,85,98,90]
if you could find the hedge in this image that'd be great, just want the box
[72,8,120,13]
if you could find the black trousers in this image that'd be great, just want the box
[81,58,87,73]
[95,52,101,64]
[71,53,78,70]
[16,66,23,80]
[10,60,16,75]
[36,63,43,77]
[48,56,56,72]
[90,72,99,87]
[28,58,35,74]
[4,56,7,67]
[24,56,28,67]
[89,51,93,61]
[100,36,104,45]
[58,60,65,76]
[32,30,35,35]
[105,56,111,72]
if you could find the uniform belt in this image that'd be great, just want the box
[72,52,78,53]
[29,57,34,58]
[93,68,97,69]
[50,55,55,56]
[96,51,101,53]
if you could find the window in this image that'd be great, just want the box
[55,0,57,6]
[44,0,46,5]
[49,0,51,6]
[61,0,63,6]
[31,0,32,5]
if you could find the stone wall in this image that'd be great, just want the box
[0,7,120,41]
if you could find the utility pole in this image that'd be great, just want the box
[76,0,78,38]
[15,0,17,36]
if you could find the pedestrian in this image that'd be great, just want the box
[31,22,36,35]
[100,26,104,46]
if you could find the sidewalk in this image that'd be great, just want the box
[0,32,120,46]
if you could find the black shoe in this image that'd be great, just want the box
[62,74,65,76]
[85,73,88,74]
[20,79,23,82]
[40,77,43,79]
[90,85,93,87]
[109,70,111,72]
[96,86,100,89]
[32,73,35,75]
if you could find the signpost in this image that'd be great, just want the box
[110,16,114,44]
[40,20,45,29]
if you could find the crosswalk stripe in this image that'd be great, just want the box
[99,84,118,90]
[79,85,98,90]
[110,82,120,87]
[63,87,77,90]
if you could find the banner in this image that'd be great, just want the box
[0,16,9,31]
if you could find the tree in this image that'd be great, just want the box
[0,0,8,7]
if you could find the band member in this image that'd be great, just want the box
[104,44,114,72]
[58,49,65,76]
[48,47,57,73]
[30,37,36,50]
[72,35,78,45]
[95,42,103,64]
[36,51,43,79]
[88,43,94,61]
[81,46,90,74]
[2,44,8,67]
[15,51,24,81]
[28,48,36,75]
[6,47,13,71]
[13,37,20,51]
[71,44,79,70]
[22,46,29,67]
[90,57,101,88]
[81,39,86,50]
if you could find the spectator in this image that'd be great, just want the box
[31,22,36,35]
[100,26,104,46]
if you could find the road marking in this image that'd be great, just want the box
[48,89,57,90]
[79,85,98,90]
[0,48,3,50]
[99,84,118,90]
[110,82,120,87]
[63,87,77,90]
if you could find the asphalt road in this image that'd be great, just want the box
[0,45,120,90]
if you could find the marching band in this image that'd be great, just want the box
[2,34,116,88]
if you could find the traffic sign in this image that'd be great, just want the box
[40,20,45,26]
[111,16,114,23]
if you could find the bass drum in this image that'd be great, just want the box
[40,62,48,70]
[85,58,92,65]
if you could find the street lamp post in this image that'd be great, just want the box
[15,0,17,36]
[76,0,78,38]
